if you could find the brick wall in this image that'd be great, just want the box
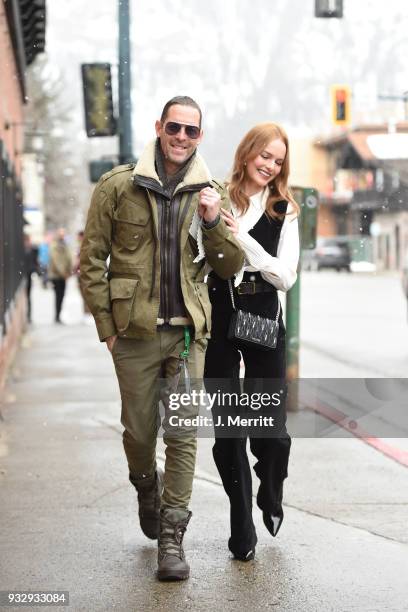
[0,4,26,395]
[0,1,24,174]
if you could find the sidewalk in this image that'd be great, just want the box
[0,279,407,611]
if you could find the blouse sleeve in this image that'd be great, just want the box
[236,211,300,292]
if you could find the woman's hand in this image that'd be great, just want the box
[220,207,239,235]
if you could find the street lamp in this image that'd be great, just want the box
[118,0,133,164]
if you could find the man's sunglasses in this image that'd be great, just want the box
[164,121,201,139]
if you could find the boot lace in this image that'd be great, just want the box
[160,521,187,558]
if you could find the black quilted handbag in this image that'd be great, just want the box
[227,280,280,350]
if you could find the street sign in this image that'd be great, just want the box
[81,63,116,137]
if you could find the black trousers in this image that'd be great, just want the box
[204,283,291,556]
[52,279,66,321]
[25,274,32,322]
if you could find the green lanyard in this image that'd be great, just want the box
[179,326,190,360]
[179,326,191,394]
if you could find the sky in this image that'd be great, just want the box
[44,0,408,180]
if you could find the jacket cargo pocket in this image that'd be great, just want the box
[110,278,139,333]
[113,203,150,251]
[195,282,212,333]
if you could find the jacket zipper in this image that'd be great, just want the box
[163,199,171,323]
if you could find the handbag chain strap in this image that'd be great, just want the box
[227,279,281,322]
[228,278,237,311]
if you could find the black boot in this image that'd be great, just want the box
[262,507,284,537]
[260,483,284,537]
[157,508,191,581]
[130,468,163,540]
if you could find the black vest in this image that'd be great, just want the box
[240,200,287,318]
[210,200,288,320]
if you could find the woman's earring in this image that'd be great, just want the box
[244,162,247,167]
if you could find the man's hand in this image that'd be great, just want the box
[106,335,117,353]
[198,187,221,223]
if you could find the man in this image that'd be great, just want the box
[80,96,244,581]
[48,227,72,324]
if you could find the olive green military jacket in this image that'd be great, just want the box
[80,141,244,341]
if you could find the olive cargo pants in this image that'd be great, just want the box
[111,328,207,508]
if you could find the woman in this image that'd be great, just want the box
[204,123,300,561]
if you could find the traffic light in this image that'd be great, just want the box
[17,0,46,65]
[315,0,343,18]
[331,85,351,126]
[81,63,116,137]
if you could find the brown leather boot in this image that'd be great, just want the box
[157,508,192,581]
[130,468,164,540]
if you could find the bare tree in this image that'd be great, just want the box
[25,55,86,233]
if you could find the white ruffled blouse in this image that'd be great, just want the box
[232,188,299,291]
[188,187,299,292]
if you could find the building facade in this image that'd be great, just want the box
[0,0,46,390]
[310,124,408,270]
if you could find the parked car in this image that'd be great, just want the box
[302,237,351,272]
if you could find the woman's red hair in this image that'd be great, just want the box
[229,123,299,219]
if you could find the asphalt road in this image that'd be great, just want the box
[299,270,408,377]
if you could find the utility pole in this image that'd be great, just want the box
[286,188,319,411]
[118,0,133,164]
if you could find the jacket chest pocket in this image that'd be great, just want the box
[110,278,139,333]
[114,200,150,251]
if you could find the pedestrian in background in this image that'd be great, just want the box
[80,96,243,581]
[23,233,39,323]
[204,123,300,561]
[48,228,72,324]
[37,237,50,288]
